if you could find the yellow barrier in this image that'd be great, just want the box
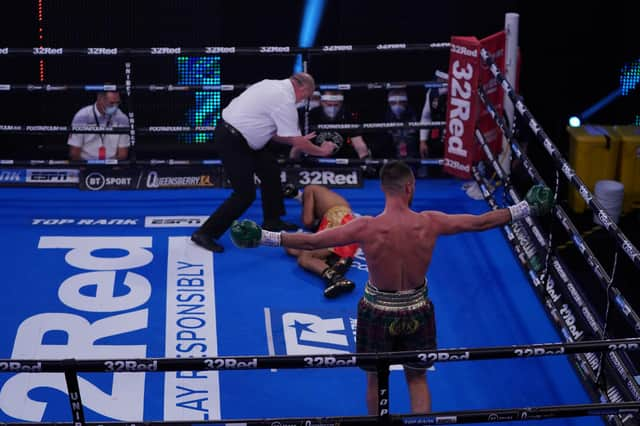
[567,125,621,213]
[614,125,640,213]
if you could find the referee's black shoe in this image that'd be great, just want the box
[262,220,299,232]
[190,231,224,253]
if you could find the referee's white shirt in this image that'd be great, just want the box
[222,78,301,150]
[67,103,130,160]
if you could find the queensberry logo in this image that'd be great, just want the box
[0,169,25,183]
[269,309,356,355]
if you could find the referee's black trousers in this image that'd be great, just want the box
[198,122,284,239]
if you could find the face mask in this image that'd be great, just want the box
[309,100,320,109]
[390,104,406,117]
[323,105,340,119]
[104,105,118,115]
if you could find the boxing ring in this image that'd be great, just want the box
[2,13,640,425]
[0,181,626,425]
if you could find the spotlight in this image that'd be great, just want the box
[568,116,581,127]
[294,0,326,72]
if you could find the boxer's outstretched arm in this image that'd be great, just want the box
[427,209,512,236]
[230,217,368,250]
[426,184,554,236]
[282,217,367,250]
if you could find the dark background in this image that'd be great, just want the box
[0,0,638,159]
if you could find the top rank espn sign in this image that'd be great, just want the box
[443,32,505,179]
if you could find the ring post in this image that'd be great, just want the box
[503,13,519,134]
[500,12,520,177]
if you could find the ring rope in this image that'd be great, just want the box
[4,401,638,426]
[480,48,640,270]
[2,337,639,373]
[4,337,640,426]
[477,88,640,333]
[477,71,640,403]
[475,125,547,273]
[471,143,640,402]
[318,81,447,90]
[315,121,445,132]
[471,165,615,401]
[470,166,639,410]
[474,129,552,271]
[1,42,451,57]
[0,157,444,167]
[475,129,611,344]
[511,142,639,336]
[472,166,543,280]
[0,80,446,92]
[0,121,445,135]
[596,250,620,387]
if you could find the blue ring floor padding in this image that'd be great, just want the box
[0,179,602,425]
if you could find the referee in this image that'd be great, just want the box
[191,72,336,253]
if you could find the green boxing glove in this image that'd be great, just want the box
[230,219,282,248]
[508,184,554,221]
[525,184,554,216]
